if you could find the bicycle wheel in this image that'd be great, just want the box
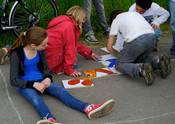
[9,0,58,36]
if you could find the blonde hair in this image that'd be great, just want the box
[12,26,47,49]
[66,5,85,30]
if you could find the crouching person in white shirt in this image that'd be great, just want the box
[113,0,169,52]
[107,11,171,86]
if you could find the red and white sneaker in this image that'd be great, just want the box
[36,118,62,124]
[84,99,115,119]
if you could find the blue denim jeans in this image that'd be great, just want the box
[154,29,162,42]
[83,0,109,35]
[17,82,88,119]
[116,34,156,78]
[169,0,175,55]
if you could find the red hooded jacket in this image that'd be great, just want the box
[46,15,92,75]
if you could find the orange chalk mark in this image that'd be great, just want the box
[95,68,113,74]
[84,68,113,79]
[84,69,96,79]
[68,79,80,85]
[82,80,93,86]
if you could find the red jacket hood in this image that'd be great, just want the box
[48,15,77,29]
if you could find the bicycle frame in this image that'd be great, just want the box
[1,0,17,30]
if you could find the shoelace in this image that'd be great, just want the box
[85,104,100,112]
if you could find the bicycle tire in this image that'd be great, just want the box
[9,0,58,36]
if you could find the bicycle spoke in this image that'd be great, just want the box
[39,6,54,17]
[38,2,50,14]
[37,2,44,15]
[10,0,58,36]
[37,1,51,15]
[15,8,32,15]
[13,14,29,20]
[13,19,28,23]
[13,12,30,17]
[14,17,29,21]
[14,22,29,26]
[34,0,37,11]
[39,19,51,25]
[29,0,34,11]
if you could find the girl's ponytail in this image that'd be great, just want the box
[12,32,27,49]
[11,26,47,50]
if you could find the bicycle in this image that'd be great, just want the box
[0,0,58,36]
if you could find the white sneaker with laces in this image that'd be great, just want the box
[85,34,99,44]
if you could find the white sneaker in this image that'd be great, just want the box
[36,119,62,124]
[85,34,99,44]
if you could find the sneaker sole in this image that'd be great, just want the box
[85,39,99,45]
[159,56,171,78]
[36,120,62,124]
[88,99,115,119]
[143,64,154,86]
[36,120,54,124]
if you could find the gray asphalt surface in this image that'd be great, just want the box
[0,31,175,124]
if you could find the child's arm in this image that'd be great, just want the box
[107,16,120,53]
[77,43,92,59]
[128,3,169,26]
[151,3,170,26]
[107,36,116,53]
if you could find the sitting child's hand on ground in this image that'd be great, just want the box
[41,78,51,88]
[71,70,82,77]
[33,82,47,93]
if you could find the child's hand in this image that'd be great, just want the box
[71,70,82,77]
[151,24,160,29]
[107,45,115,53]
[91,53,101,61]
[107,36,116,53]
[33,82,47,93]
[41,78,51,88]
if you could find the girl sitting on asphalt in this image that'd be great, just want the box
[10,26,115,124]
